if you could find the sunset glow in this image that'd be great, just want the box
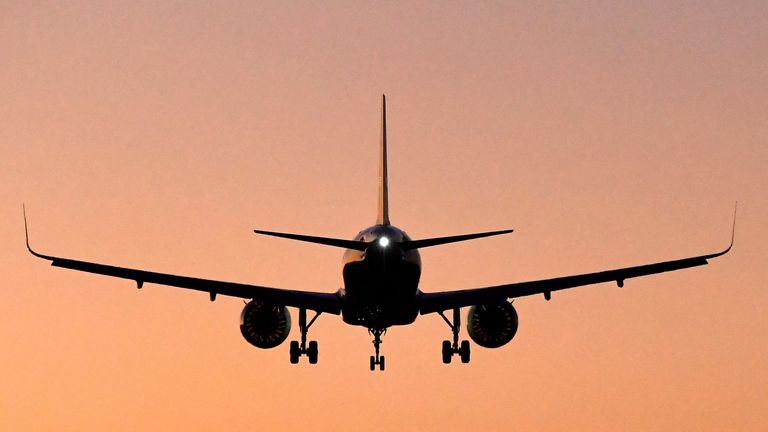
[1,2,766,431]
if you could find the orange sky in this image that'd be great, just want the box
[1,2,766,431]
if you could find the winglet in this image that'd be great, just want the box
[23,204,30,249]
[723,201,737,253]
[729,201,737,249]
[21,203,47,258]
[706,201,737,259]
[377,94,390,225]
[23,204,53,260]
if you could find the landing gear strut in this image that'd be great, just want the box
[290,308,321,364]
[368,328,386,371]
[438,308,470,364]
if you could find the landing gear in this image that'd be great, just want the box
[289,308,321,364]
[369,328,386,371]
[438,308,471,364]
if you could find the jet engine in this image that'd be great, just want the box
[239,300,291,349]
[466,301,518,348]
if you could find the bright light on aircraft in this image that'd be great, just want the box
[379,237,390,247]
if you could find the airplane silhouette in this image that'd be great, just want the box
[25,96,735,371]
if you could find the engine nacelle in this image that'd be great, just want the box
[466,301,519,348]
[239,300,291,349]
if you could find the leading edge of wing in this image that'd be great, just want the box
[24,206,342,314]
[419,205,737,314]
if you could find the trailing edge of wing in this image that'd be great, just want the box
[254,229,370,250]
[400,229,513,250]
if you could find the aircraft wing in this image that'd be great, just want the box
[419,230,734,315]
[24,216,342,315]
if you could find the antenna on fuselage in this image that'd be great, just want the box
[377,94,390,226]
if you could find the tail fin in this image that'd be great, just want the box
[377,95,390,225]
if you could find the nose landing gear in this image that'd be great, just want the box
[369,328,386,371]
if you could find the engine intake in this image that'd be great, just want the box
[240,300,291,349]
[466,301,518,348]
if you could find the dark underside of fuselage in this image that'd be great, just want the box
[341,227,421,329]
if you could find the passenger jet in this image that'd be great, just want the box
[25,96,734,371]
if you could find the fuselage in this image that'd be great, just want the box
[340,224,421,329]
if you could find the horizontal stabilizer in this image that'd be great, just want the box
[400,229,513,250]
[254,229,369,251]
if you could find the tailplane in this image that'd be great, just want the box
[399,229,514,250]
[254,229,369,251]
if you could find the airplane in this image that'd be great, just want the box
[24,95,735,371]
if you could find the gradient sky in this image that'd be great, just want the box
[1,2,766,431]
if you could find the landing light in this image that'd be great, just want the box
[378,237,390,247]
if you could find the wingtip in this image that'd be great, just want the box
[710,202,737,259]
[22,204,50,260]
[22,203,30,250]
[730,201,737,248]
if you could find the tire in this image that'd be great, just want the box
[307,341,318,364]
[370,355,376,371]
[442,340,452,364]
[289,341,300,364]
[379,356,385,371]
[459,340,471,364]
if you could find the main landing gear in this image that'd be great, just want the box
[290,308,321,364]
[369,328,386,371]
[438,308,470,364]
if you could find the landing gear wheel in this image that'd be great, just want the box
[289,341,300,364]
[459,340,471,364]
[442,340,452,364]
[307,341,319,364]
[369,356,385,371]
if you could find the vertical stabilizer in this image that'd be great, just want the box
[377,95,390,225]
